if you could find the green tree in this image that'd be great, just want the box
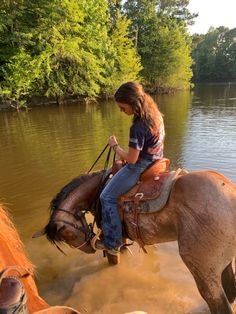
[102,10,142,95]
[219,28,236,79]
[192,27,236,82]
[140,17,192,89]
[124,0,193,89]
[108,0,122,27]
[0,0,142,107]
[156,0,197,25]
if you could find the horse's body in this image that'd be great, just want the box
[35,169,236,314]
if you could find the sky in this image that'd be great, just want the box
[188,0,236,34]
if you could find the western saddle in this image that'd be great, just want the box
[113,158,183,251]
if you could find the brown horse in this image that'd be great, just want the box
[0,203,80,314]
[34,169,236,314]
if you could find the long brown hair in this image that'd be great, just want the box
[114,81,162,132]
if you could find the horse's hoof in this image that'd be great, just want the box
[106,251,120,265]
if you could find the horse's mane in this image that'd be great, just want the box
[0,203,35,274]
[49,170,104,213]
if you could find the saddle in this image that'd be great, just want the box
[115,158,185,251]
[0,266,29,314]
[116,158,172,212]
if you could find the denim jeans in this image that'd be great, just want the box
[100,158,153,249]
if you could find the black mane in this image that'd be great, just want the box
[49,170,103,213]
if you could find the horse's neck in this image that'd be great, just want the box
[61,170,106,211]
[80,171,105,199]
[0,208,34,271]
[0,205,48,312]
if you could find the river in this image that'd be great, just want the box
[0,83,236,314]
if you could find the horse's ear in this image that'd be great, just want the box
[32,228,46,238]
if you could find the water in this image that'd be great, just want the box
[0,83,236,314]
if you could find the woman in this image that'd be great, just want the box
[97,82,165,254]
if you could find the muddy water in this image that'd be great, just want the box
[0,83,236,314]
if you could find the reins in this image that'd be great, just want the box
[88,143,116,174]
[88,144,109,173]
[51,144,116,252]
[88,144,115,230]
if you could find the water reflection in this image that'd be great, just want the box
[156,91,193,169]
[183,83,236,180]
[193,83,236,107]
[0,83,236,313]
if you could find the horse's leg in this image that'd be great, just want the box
[221,261,236,303]
[186,264,232,314]
[179,252,233,314]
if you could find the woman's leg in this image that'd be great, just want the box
[100,160,152,249]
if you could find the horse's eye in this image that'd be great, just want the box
[58,227,77,240]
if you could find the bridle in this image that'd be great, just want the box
[51,207,95,249]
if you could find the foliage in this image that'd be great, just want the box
[102,11,142,95]
[0,0,198,108]
[156,0,198,25]
[1,49,49,108]
[192,27,236,82]
[0,0,141,107]
[124,0,193,89]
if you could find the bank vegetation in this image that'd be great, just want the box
[1,1,236,110]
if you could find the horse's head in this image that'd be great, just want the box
[33,171,106,254]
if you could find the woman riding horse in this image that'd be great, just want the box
[97,82,165,254]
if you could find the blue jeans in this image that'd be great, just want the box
[100,158,153,249]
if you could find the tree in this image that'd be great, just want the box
[156,0,198,25]
[0,0,142,107]
[102,10,142,95]
[191,27,236,82]
[124,0,193,89]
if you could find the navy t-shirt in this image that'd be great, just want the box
[129,116,165,161]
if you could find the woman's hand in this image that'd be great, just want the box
[108,135,139,164]
[108,135,118,147]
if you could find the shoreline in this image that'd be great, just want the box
[1,81,235,111]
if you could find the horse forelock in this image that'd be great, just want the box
[0,204,35,274]
[45,220,63,245]
[49,170,104,214]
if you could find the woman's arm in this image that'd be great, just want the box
[108,135,140,164]
[113,145,139,164]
